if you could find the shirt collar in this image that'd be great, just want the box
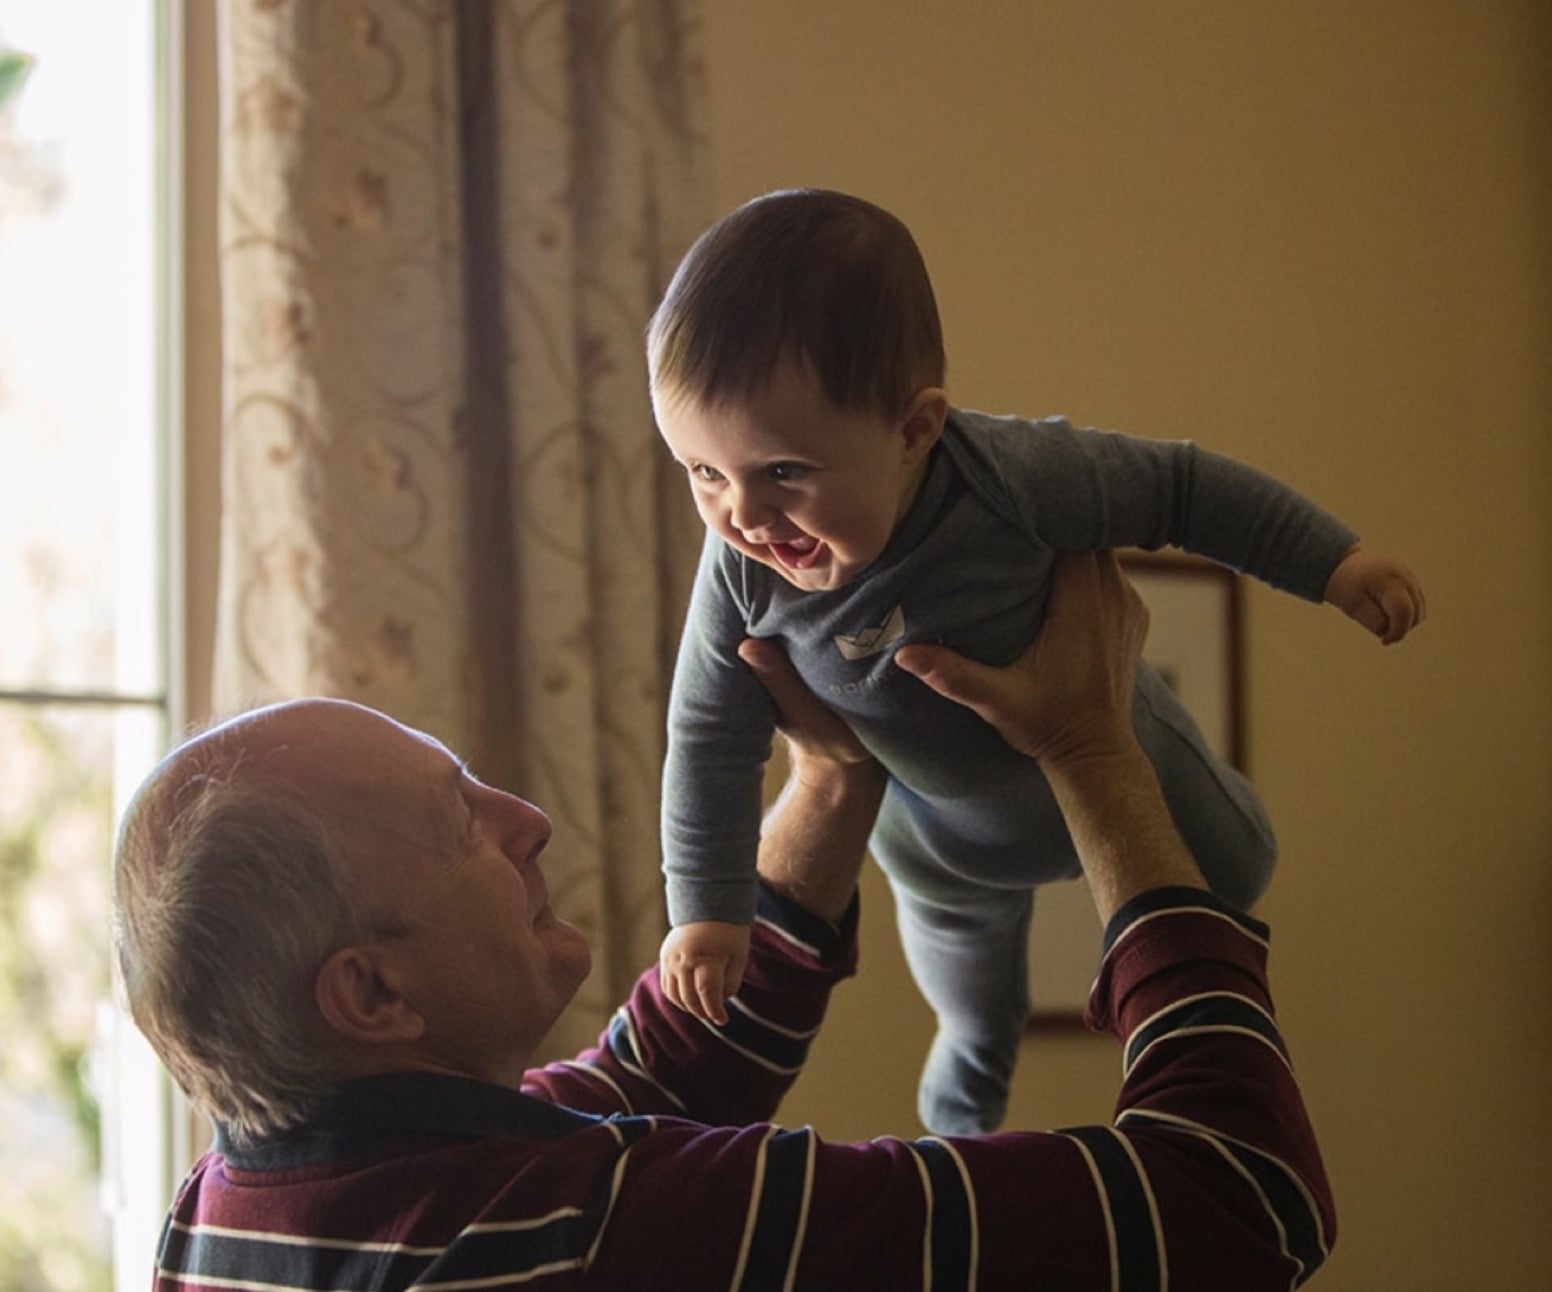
[216,1070,600,1170]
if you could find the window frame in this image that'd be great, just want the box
[0,0,189,1276]
[115,1,193,1280]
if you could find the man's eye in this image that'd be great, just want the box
[690,463,723,483]
[767,462,807,482]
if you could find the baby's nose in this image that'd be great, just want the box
[728,484,777,534]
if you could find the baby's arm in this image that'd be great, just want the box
[661,634,881,1027]
[660,537,776,1022]
[660,920,751,1026]
[1323,543,1427,645]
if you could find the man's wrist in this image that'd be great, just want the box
[1035,732,1146,786]
[1039,740,1209,925]
[785,746,883,796]
[755,757,885,925]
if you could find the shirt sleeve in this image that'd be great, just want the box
[581,889,1336,1291]
[964,414,1359,601]
[660,531,778,926]
[520,883,858,1125]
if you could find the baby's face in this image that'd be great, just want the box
[654,366,940,592]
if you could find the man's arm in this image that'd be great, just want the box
[885,552,1335,1284]
[739,636,885,925]
[574,880,1331,1291]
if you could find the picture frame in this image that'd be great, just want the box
[1025,550,1245,1028]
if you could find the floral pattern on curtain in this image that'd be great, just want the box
[213,0,707,1056]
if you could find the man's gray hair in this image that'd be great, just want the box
[113,754,375,1146]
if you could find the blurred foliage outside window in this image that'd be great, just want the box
[1,6,166,1291]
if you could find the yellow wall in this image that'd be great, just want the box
[700,4,1552,1289]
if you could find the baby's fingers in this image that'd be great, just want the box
[1377,578,1426,645]
[1344,594,1392,640]
[660,963,694,1018]
[692,961,729,1026]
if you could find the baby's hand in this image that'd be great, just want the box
[659,921,751,1025]
[1324,544,1427,645]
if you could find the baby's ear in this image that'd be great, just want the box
[899,387,949,461]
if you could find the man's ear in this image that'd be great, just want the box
[314,946,425,1046]
[899,387,949,463]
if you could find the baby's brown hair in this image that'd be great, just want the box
[648,188,945,418]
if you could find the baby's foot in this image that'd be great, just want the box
[918,1029,1013,1136]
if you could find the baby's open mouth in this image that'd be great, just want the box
[768,535,826,570]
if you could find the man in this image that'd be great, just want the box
[114,552,1335,1290]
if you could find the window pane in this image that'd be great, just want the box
[0,0,159,699]
[0,3,164,1290]
[0,702,162,1292]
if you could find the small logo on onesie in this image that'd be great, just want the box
[832,604,906,661]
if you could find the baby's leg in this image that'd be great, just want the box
[873,809,1033,1135]
[890,880,1033,1136]
[1133,667,1277,910]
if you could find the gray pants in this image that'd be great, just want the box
[871,670,1277,1135]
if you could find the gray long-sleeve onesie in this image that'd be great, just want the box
[661,409,1356,1132]
[663,409,1355,923]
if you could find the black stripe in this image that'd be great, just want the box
[607,1011,641,1070]
[410,1213,593,1286]
[437,1118,654,1285]
[1062,1125,1161,1292]
[568,1117,654,1271]
[604,1114,657,1147]
[913,1139,973,1292]
[718,1003,811,1071]
[755,884,850,963]
[1223,1142,1326,1284]
[737,1128,812,1292]
[1125,995,1289,1072]
[161,1224,434,1291]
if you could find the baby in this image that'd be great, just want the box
[648,188,1424,1134]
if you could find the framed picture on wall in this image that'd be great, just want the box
[1026,550,1245,1028]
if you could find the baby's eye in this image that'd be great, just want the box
[690,463,724,484]
[766,462,808,483]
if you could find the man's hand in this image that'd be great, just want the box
[894,550,1149,770]
[660,921,751,1026]
[1324,544,1426,645]
[738,638,874,782]
[739,638,884,924]
[896,551,1201,923]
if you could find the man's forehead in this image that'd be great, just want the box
[238,700,465,849]
[183,698,446,787]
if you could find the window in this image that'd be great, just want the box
[0,2,182,1288]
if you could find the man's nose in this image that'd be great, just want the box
[492,792,552,862]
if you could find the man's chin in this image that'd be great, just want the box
[554,923,593,984]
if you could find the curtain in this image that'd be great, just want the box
[213,0,707,1057]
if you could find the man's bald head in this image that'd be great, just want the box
[113,699,391,1143]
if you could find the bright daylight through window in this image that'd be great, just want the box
[0,3,177,1290]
